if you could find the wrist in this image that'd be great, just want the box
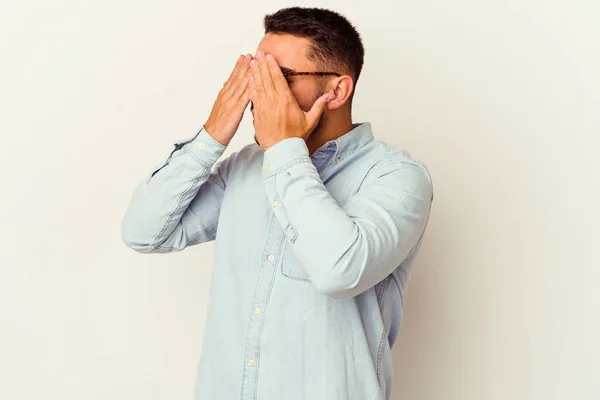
[203,124,230,147]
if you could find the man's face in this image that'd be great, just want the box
[251,33,328,141]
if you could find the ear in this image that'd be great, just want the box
[325,75,354,110]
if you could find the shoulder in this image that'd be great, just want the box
[364,139,434,201]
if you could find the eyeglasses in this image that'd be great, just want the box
[281,68,341,78]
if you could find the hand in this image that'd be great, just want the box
[248,51,336,151]
[204,54,254,146]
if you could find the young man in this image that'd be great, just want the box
[121,7,433,400]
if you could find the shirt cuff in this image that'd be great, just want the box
[262,137,310,178]
[182,125,228,166]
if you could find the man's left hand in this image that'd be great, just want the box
[249,50,336,151]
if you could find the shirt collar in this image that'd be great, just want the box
[310,122,374,170]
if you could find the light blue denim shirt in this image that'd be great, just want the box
[121,122,433,400]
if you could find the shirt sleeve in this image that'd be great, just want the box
[262,137,433,300]
[121,125,234,253]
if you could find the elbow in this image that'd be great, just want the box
[121,217,156,254]
[122,239,156,254]
[311,242,367,300]
[312,269,361,300]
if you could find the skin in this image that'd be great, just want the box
[251,33,355,156]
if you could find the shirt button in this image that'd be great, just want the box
[198,143,206,150]
[264,164,271,172]
[248,359,255,366]
[255,307,262,315]
[272,200,279,208]
[267,254,275,261]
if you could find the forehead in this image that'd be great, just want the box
[256,33,315,70]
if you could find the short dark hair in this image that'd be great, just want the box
[263,7,365,100]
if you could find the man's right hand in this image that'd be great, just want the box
[204,54,254,146]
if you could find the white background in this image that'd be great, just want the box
[1,1,598,399]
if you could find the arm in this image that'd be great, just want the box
[121,126,234,253]
[262,138,433,300]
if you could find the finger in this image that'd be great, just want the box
[250,59,264,98]
[223,54,246,87]
[265,54,288,94]
[224,54,252,94]
[306,91,336,129]
[231,54,253,86]
[256,51,276,94]
[248,73,259,104]
[231,66,253,99]
[236,83,251,112]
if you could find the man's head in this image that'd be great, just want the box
[251,7,364,143]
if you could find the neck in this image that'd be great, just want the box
[306,116,354,157]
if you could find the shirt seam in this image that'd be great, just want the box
[148,168,204,250]
[239,216,276,399]
[375,330,387,400]
[376,275,391,304]
[253,231,287,399]
[153,220,219,251]
[273,174,297,243]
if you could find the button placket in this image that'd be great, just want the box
[239,217,286,399]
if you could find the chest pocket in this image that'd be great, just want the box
[280,241,311,281]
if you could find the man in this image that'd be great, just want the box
[121,7,433,400]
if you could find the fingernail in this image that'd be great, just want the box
[266,54,273,61]
[239,55,245,62]
[250,60,257,68]
[256,51,263,58]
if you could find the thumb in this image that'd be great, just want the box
[306,91,336,126]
